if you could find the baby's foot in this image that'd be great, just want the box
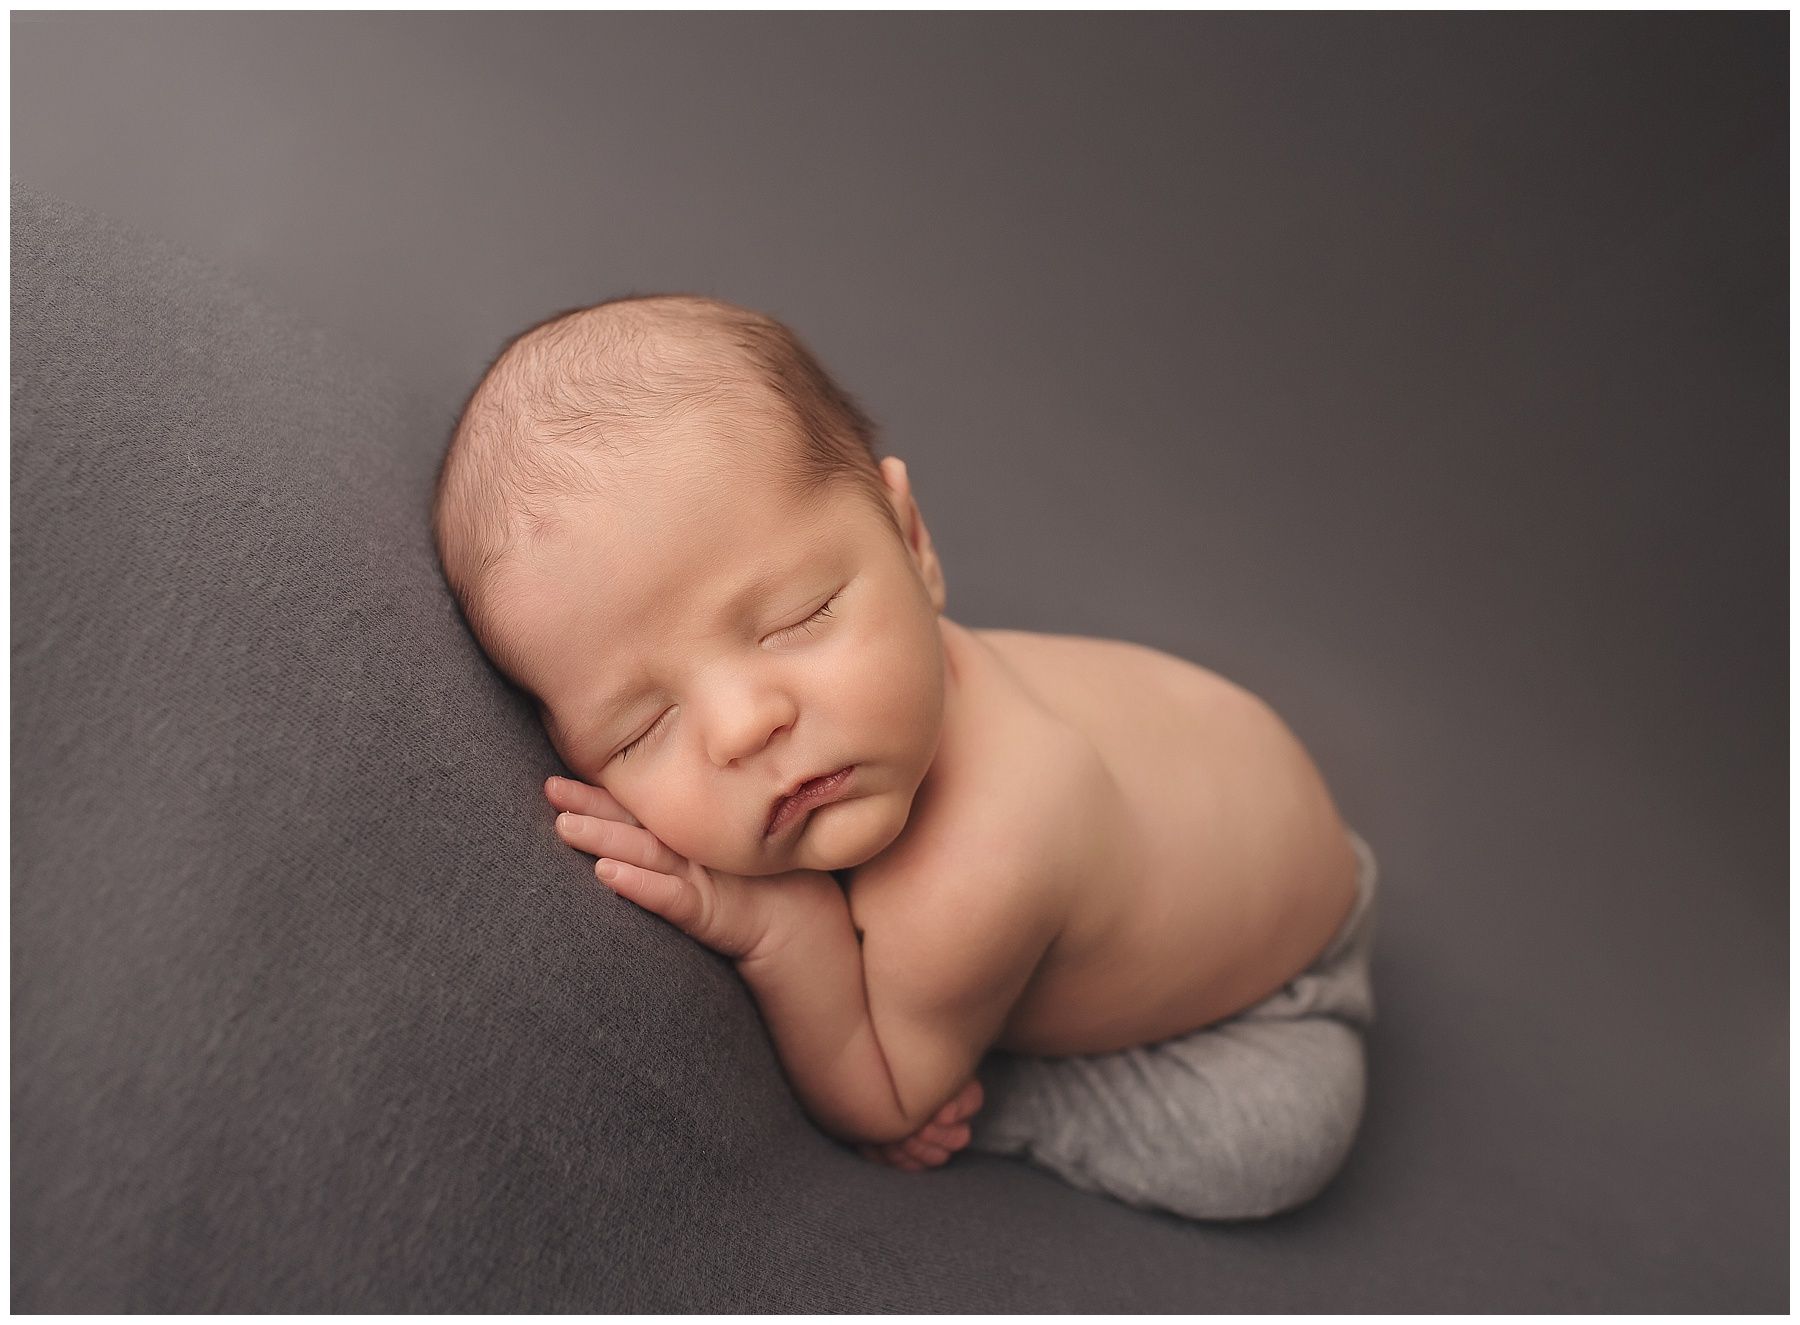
[856,1078,985,1172]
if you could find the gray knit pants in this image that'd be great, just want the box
[966,829,1379,1221]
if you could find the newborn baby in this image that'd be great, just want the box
[432,293,1379,1221]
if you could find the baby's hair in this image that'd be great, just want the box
[431,293,898,679]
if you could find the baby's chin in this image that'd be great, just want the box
[795,791,914,871]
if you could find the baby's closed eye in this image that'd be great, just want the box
[768,590,840,644]
[617,709,673,762]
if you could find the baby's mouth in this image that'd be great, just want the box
[765,766,855,838]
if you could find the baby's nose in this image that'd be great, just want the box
[701,691,795,767]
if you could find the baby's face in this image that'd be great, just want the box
[491,433,948,877]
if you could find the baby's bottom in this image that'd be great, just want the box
[965,829,1379,1221]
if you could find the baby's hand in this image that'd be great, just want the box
[544,775,838,962]
[855,1077,984,1173]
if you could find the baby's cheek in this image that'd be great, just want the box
[652,794,726,858]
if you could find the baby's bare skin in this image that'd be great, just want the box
[949,622,1360,1055]
[479,370,1356,1146]
[538,605,1356,1149]
[514,448,1353,1152]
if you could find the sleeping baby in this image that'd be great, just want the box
[430,293,1379,1221]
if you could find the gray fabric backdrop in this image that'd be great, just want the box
[12,11,1786,1310]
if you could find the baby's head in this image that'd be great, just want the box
[433,294,950,876]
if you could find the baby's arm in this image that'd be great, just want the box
[740,851,1059,1146]
[733,889,919,1142]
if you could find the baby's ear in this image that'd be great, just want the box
[879,456,922,526]
[880,457,946,613]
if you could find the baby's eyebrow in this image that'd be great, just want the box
[575,560,824,746]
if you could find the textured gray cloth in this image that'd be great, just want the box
[10,183,980,1312]
[969,830,1377,1220]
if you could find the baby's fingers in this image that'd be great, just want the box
[545,775,640,828]
[592,856,689,919]
[557,812,685,876]
[592,857,761,960]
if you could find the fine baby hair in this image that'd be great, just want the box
[431,293,898,678]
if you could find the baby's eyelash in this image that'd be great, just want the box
[775,591,841,642]
[615,709,670,762]
[802,593,839,629]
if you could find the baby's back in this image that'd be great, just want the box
[940,621,1359,1056]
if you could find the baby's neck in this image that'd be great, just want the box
[882,615,985,854]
